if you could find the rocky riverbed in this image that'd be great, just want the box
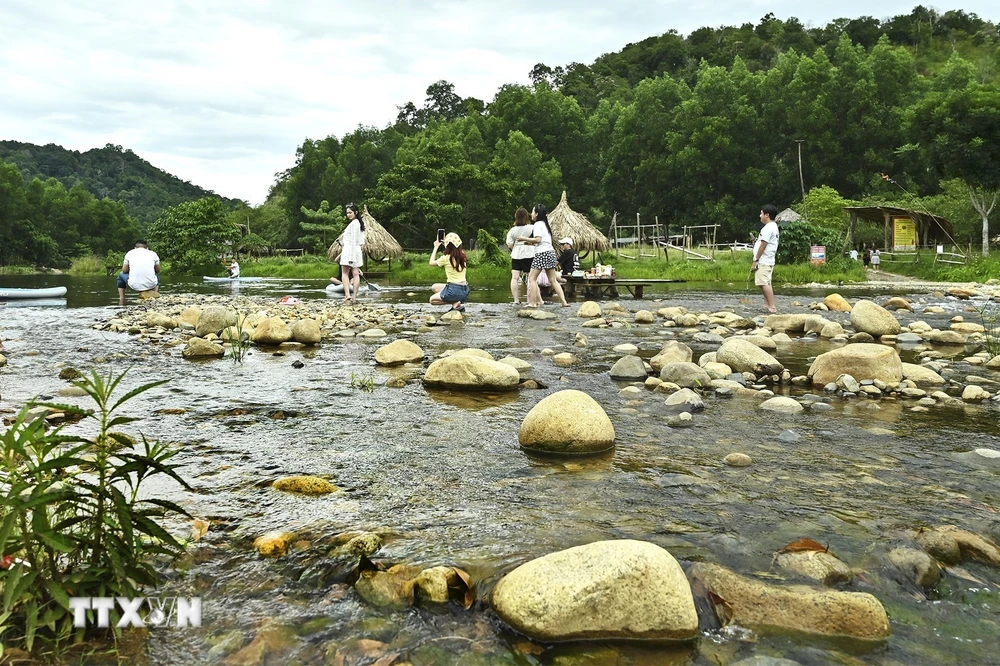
[1,287,1000,665]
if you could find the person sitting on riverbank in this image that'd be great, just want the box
[429,232,469,312]
[557,237,579,283]
[117,240,160,306]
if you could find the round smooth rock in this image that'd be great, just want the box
[519,390,615,455]
[491,540,698,641]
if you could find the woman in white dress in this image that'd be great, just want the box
[340,203,366,304]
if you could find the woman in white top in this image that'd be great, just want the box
[516,204,568,307]
[340,203,365,304]
[505,207,536,304]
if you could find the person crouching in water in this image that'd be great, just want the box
[429,232,469,312]
[517,204,568,307]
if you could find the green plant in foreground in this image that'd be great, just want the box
[226,308,252,363]
[349,371,376,393]
[977,301,1000,357]
[0,370,190,656]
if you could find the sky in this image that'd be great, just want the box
[1,1,996,205]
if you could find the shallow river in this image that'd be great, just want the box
[1,276,999,665]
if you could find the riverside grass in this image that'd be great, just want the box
[241,250,867,285]
[873,252,1000,283]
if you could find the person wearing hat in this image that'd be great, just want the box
[557,237,579,282]
[429,231,469,312]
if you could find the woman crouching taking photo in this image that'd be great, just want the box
[429,232,469,312]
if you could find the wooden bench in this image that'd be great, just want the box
[563,276,686,299]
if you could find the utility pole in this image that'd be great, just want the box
[795,139,807,220]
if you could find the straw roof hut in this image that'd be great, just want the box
[775,207,802,226]
[547,191,609,252]
[326,206,404,263]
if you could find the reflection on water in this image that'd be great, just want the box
[0,287,998,665]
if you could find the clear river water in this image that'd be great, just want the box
[1,275,998,665]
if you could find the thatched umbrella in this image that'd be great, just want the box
[775,208,802,226]
[326,206,404,265]
[547,191,609,253]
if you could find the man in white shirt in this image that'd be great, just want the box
[118,240,160,305]
[752,205,779,314]
[228,259,240,278]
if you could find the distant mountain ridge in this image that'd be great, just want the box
[0,140,236,225]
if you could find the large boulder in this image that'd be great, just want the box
[178,307,202,328]
[182,338,225,359]
[759,397,803,414]
[518,390,615,455]
[808,344,903,387]
[252,317,294,345]
[423,356,520,390]
[492,540,698,641]
[195,306,237,337]
[764,314,811,332]
[823,294,852,312]
[577,301,603,318]
[145,312,177,329]
[717,339,783,375]
[374,340,425,366]
[688,563,891,640]
[649,341,693,372]
[659,362,712,388]
[664,388,704,412]
[850,300,901,337]
[610,356,648,380]
[901,363,946,386]
[290,319,321,344]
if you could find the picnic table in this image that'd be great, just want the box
[563,276,686,299]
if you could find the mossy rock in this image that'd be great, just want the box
[272,475,339,495]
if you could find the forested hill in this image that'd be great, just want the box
[533,7,998,108]
[0,140,235,225]
[275,5,999,254]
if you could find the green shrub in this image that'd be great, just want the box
[0,370,190,655]
[475,229,507,268]
[777,222,840,265]
[66,254,105,275]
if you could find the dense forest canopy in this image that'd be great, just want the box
[276,5,1000,254]
[0,161,139,267]
[2,6,998,269]
[0,141,235,226]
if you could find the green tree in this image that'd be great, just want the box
[148,197,240,271]
[796,185,854,230]
[299,200,346,252]
[908,83,1000,254]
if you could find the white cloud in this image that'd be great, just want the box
[1,0,996,204]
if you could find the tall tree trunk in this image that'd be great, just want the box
[968,186,998,257]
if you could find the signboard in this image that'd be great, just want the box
[893,216,916,251]
[810,245,826,266]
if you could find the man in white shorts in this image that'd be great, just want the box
[118,240,160,305]
[752,205,779,314]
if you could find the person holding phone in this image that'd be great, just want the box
[505,207,535,304]
[429,231,469,312]
[340,203,366,304]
